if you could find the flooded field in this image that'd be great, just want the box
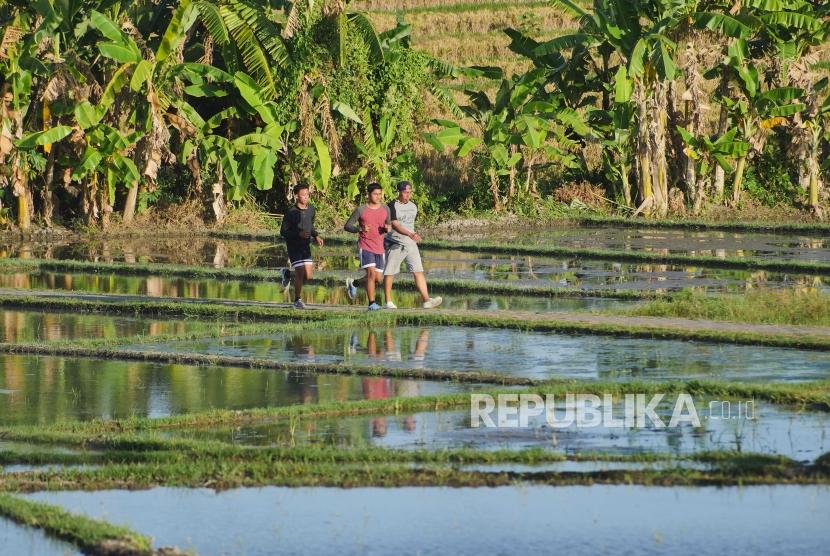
[469,226,830,262]
[24,485,830,555]
[0,354,466,426]
[4,225,830,264]
[0,309,205,342]
[1,225,828,555]
[0,270,633,310]
[172,400,830,461]
[134,325,830,382]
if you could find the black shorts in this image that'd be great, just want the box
[286,241,313,269]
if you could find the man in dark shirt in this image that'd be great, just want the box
[280,183,324,309]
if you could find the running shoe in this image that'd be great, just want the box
[423,297,443,309]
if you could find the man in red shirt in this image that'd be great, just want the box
[344,183,391,310]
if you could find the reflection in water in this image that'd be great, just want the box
[178,400,830,461]
[0,309,196,342]
[0,271,630,310]
[154,325,830,383]
[0,354,465,426]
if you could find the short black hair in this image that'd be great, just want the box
[293,183,309,195]
[367,182,382,194]
[397,181,412,192]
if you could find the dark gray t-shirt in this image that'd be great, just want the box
[386,200,417,245]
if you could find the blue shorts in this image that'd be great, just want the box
[359,249,385,270]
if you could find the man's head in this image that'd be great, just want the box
[396,181,413,203]
[293,183,310,206]
[367,182,383,205]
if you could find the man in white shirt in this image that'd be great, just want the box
[382,181,442,309]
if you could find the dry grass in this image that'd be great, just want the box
[355,0,550,13]
[368,6,578,36]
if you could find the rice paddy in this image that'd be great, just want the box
[0,224,828,554]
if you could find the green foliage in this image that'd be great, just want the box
[742,135,801,207]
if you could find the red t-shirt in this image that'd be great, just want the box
[354,205,390,254]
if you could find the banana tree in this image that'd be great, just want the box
[426,68,584,210]
[347,110,414,199]
[69,123,142,228]
[0,8,46,229]
[723,41,805,203]
[676,126,749,214]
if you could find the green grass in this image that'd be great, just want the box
[571,215,830,234]
[3,294,830,351]
[0,493,152,554]
[212,231,830,275]
[622,290,830,327]
[0,257,659,300]
[5,379,826,439]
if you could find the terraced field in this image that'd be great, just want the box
[0,222,829,554]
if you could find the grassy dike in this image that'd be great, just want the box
[0,257,656,300]
[1,381,828,551]
[619,289,830,326]
[0,493,160,556]
[1,294,829,351]
[211,231,830,275]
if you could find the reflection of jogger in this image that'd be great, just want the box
[279,184,324,309]
[382,181,442,310]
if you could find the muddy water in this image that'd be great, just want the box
[0,354,467,426]
[0,309,203,342]
[141,325,830,382]
[173,399,830,461]
[25,485,830,555]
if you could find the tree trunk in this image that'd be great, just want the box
[507,144,518,202]
[732,156,747,205]
[122,182,141,223]
[620,162,632,208]
[489,167,502,212]
[210,163,228,225]
[713,75,730,198]
[12,156,31,231]
[41,147,57,227]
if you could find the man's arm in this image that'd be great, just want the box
[310,205,319,238]
[343,206,363,233]
[280,208,300,239]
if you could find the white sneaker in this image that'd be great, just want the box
[367,302,381,311]
[346,278,357,300]
[384,301,397,309]
[293,299,307,309]
[423,297,443,309]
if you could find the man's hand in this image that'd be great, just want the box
[410,232,422,243]
[300,230,311,239]
[315,236,324,247]
[361,223,371,233]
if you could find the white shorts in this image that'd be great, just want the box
[383,240,424,276]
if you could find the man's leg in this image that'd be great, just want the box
[383,274,394,302]
[294,263,312,299]
[413,272,430,303]
[365,268,376,302]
